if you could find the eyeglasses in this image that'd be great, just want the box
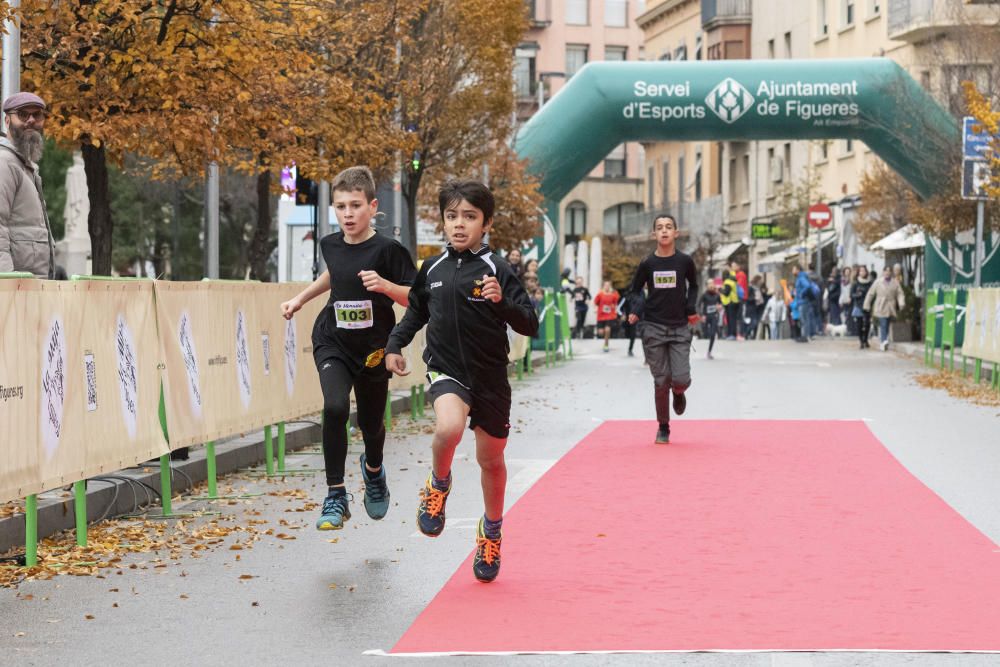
[13,109,47,123]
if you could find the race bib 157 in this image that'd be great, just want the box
[334,300,374,329]
[653,271,677,288]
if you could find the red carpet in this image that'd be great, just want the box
[390,420,1000,654]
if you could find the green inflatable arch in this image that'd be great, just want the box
[515,58,959,282]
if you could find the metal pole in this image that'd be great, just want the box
[159,454,173,516]
[205,162,220,279]
[277,421,286,473]
[816,227,822,285]
[74,480,87,546]
[1,0,21,129]
[974,200,984,288]
[24,493,37,567]
[205,441,217,498]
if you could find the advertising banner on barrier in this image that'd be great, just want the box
[963,288,1000,365]
[1,280,168,504]
[75,280,169,478]
[255,283,324,425]
[0,280,42,503]
[508,330,529,364]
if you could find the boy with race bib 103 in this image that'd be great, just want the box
[281,166,417,531]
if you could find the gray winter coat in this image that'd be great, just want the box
[0,138,55,278]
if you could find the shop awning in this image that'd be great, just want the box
[870,225,925,251]
[709,241,746,269]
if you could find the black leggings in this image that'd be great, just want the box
[855,313,871,345]
[705,315,718,353]
[318,358,388,487]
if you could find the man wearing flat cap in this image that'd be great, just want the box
[0,91,55,278]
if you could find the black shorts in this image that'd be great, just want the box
[597,319,618,332]
[426,374,512,439]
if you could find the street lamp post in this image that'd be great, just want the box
[1,0,21,128]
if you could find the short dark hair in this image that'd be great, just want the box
[332,166,377,202]
[438,180,495,221]
[652,213,677,229]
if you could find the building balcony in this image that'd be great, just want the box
[526,0,552,28]
[888,0,1000,43]
[701,0,752,31]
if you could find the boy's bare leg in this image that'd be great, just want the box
[474,427,507,521]
[431,393,470,479]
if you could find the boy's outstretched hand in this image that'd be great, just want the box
[481,274,502,303]
[385,352,409,376]
[627,313,639,325]
[687,314,701,326]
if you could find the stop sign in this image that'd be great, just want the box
[807,202,832,229]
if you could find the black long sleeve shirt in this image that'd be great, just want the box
[386,244,539,390]
[628,251,699,327]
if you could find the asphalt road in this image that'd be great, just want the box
[2,335,999,666]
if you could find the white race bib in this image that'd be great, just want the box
[653,271,677,289]
[334,300,374,329]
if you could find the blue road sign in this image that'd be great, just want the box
[963,117,993,160]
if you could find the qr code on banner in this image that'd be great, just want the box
[261,333,271,376]
[84,352,97,412]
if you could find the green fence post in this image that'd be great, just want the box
[277,422,287,473]
[974,358,983,384]
[940,289,958,371]
[384,395,392,431]
[264,425,274,477]
[204,441,218,498]
[543,291,557,367]
[74,480,87,546]
[159,455,173,516]
[419,384,426,418]
[923,288,938,367]
[25,494,38,567]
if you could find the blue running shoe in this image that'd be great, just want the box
[360,454,390,520]
[473,518,502,583]
[416,475,451,537]
[315,491,351,530]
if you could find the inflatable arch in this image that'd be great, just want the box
[515,59,959,284]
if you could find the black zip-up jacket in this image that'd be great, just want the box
[386,243,539,389]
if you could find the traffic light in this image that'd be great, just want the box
[411,150,422,173]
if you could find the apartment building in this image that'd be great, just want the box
[636,0,751,270]
[519,0,648,246]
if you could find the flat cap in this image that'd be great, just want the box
[3,92,47,112]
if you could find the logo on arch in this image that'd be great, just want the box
[705,78,755,124]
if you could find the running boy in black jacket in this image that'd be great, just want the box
[385,181,538,583]
[627,214,699,445]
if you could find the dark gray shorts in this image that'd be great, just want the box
[639,321,693,388]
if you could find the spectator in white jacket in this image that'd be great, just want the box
[762,293,786,340]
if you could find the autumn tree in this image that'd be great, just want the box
[20,0,413,277]
[396,0,528,256]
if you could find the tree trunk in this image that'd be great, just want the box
[247,169,273,281]
[81,142,113,276]
[402,169,423,261]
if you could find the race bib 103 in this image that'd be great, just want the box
[334,300,374,329]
